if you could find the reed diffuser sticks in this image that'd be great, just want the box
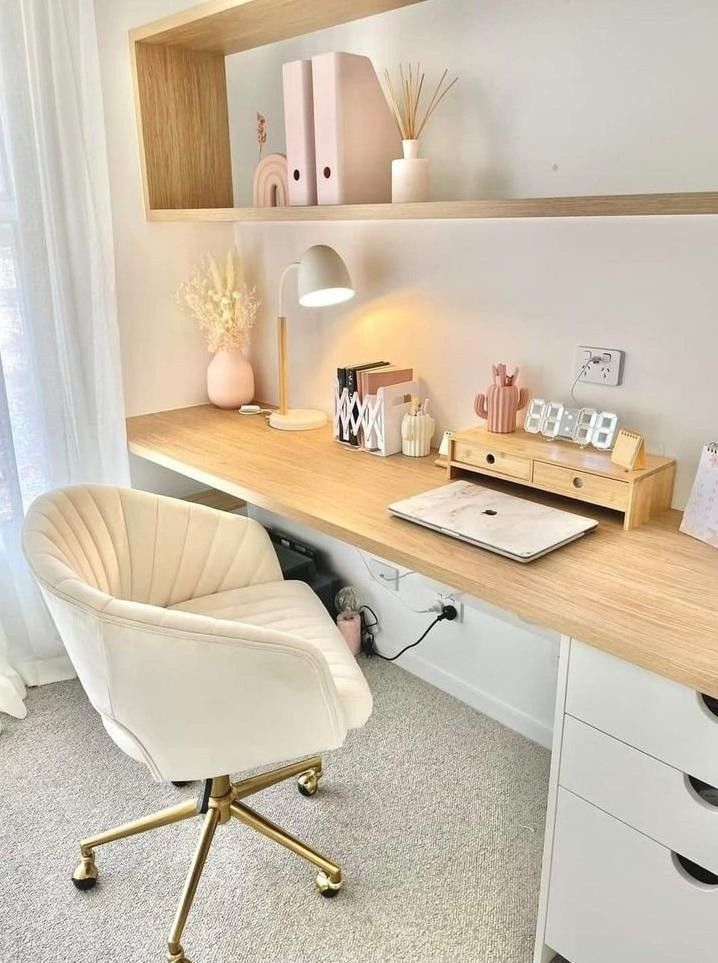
[383,64,458,140]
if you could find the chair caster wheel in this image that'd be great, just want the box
[167,949,192,963]
[298,770,320,797]
[172,781,191,788]
[316,870,342,897]
[72,856,98,890]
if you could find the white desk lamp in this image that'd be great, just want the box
[269,244,354,431]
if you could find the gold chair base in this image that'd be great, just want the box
[71,757,341,963]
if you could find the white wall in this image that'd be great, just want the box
[240,214,718,507]
[227,0,718,204]
[95,0,718,744]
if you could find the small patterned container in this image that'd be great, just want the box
[401,398,435,457]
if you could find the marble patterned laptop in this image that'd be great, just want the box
[388,480,598,562]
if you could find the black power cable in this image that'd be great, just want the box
[360,603,458,661]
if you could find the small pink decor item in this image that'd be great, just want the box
[207,348,254,409]
[252,153,289,207]
[337,611,362,657]
[474,364,529,433]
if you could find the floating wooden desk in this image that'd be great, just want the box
[126,405,718,698]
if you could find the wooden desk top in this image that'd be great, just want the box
[127,405,718,698]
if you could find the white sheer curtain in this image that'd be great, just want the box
[0,0,129,727]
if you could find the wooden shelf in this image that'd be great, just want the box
[130,0,427,54]
[146,192,718,222]
[130,0,718,221]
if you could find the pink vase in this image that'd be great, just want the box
[206,348,255,409]
[475,384,529,433]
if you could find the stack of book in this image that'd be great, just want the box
[336,361,414,448]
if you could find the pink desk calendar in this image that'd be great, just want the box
[680,443,718,547]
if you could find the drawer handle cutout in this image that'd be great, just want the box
[572,476,584,489]
[485,453,496,465]
[700,692,718,721]
[686,774,718,809]
[672,852,718,888]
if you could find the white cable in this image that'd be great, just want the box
[569,358,596,406]
[355,547,435,614]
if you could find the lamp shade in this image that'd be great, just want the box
[297,244,354,308]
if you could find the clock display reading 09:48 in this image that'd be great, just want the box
[524,398,619,450]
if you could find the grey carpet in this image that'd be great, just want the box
[0,659,551,963]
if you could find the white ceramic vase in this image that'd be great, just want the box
[392,139,429,203]
[206,348,255,409]
[401,409,435,457]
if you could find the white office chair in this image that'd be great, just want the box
[22,485,373,963]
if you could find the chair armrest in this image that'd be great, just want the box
[98,598,347,781]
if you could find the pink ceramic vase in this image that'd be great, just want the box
[475,384,529,433]
[206,348,255,409]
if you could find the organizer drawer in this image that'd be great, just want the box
[451,439,532,480]
[560,715,718,875]
[533,461,628,509]
[546,789,718,963]
[566,639,718,788]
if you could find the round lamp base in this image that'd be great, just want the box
[269,409,328,431]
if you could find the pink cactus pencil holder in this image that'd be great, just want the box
[475,365,529,433]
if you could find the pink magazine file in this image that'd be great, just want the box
[282,59,317,206]
[312,52,401,205]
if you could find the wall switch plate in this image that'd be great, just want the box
[575,346,624,386]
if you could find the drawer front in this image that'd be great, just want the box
[452,439,532,481]
[566,639,718,788]
[546,789,718,963]
[560,715,718,875]
[533,461,628,509]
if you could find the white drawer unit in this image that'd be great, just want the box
[545,789,718,963]
[560,715,718,876]
[534,637,718,963]
[566,638,718,788]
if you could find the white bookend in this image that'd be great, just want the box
[332,379,417,456]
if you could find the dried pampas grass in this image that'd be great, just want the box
[176,248,261,354]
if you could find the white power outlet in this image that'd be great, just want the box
[435,594,464,623]
[365,557,399,590]
[575,346,624,387]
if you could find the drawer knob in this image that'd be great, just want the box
[686,774,718,809]
[672,852,718,887]
[486,453,496,465]
[700,692,718,721]
[572,476,584,489]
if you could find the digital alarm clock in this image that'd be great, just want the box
[524,398,619,450]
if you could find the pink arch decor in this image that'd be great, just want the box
[252,153,289,207]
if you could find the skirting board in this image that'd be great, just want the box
[399,649,553,749]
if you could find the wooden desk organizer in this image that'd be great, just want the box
[447,427,675,530]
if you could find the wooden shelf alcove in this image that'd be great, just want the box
[130,0,718,222]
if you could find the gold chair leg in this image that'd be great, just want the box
[229,801,342,896]
[72,798,199,890]
[166,807,221,963]
[233,756,322,800]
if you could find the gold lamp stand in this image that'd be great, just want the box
[71,757,341,962]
